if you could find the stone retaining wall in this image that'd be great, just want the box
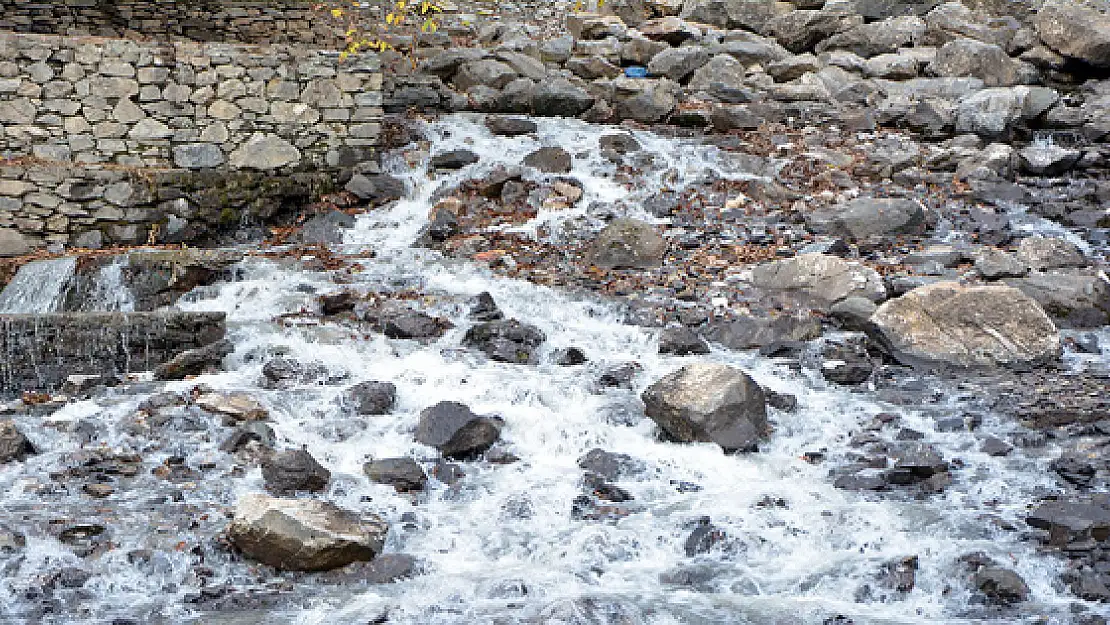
[0,311,226,395]
[0,0,347,48]
[0,31,382,252]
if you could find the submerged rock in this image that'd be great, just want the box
[227,494,388,571]
[973,566,1030,604]
[416,401,503,459]
[641,363,768,452]
[868,282,1060,367]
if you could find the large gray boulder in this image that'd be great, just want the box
[749,253,886,304]
[641,363,769,452]
[817,16,926,57]
[1014,236,1088,270]
[532,78,595,117]
[927,38,1024,86]
[680,0,790,31]
[767,10,859,53]
[647,47,711,81]
[453,59,518,92]
[1005,269,1110,328]
[612,77,677,123]
[1035,0,1110,68]
[588,218,667,269]
[869,281,1061,367]
[805,197,926,240]
[227,494,388,571]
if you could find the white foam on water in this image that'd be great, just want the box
[0,114,1101,624]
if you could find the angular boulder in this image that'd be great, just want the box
[364,458,428,492]
[749,253,886,304]
[1035,0,1110,68]
[416,401,503,459]
[641,363,768,452]
[262,449,331,495]
[805,197,926,240]
[0,421,35,463]
[868,281,1061,367]
[227,494,388,571]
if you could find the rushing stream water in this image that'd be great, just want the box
[0,115,1106,624]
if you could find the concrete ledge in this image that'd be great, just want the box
[0,311,226,395]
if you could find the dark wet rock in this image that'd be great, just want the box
[887,443,948,485]
[879,556,918,592]
[319,291,357,315]
[46,567,91,589]
[1004,269,1110,328]
[153,338,233,381]
[485,116,537,136]
[227,494,388,572]
[588,218,666,270]
[980,436,1013,457]
[430,149,480,170]
[463,318,546,364]
[523,147,573,174]
[1015,236,1088,271]
[829,297,878,331]
[597,362,642,389]
[364,458,428,492]
[416,401,503,459]
[570,494,634,521]
[703,313,822,350]
[750,253,886,305]
[973,566,1030,604]
[554,347,589,365]
[345,173,405,206]
[296,210,356,245]
[766,390,798,412]
[685,517,729,557]
[362,304,452,339]
[583,472,634,503]
[834,471,888,491]
[578,448,648,481]
[1051,452,1098,488]
[55,523,109,558]
[337,553,422,584]
[821,342,874,385]
[344,381,397,416]
[219,422,276,453]
[599,132,641,154]
[261,449,330,495]
[868,282,1060,367]
[431,459,466,485]
[469,291,504,321]
[658,327,710,356]
[0,421,35,463]
[642,363,768,453]
[805,197,927,240]
[532,78,595,117]
[415,204,460,247]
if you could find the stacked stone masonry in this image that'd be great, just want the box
[0,32,382,251]
[0,0,347,48]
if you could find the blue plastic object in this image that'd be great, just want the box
[624,66,648,78]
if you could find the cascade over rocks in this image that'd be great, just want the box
[227,494,388,572]
[868,281,1061,367]
[641,363,769,452]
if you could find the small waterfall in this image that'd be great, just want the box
[0,256,77,314]
[78,255,135,312]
